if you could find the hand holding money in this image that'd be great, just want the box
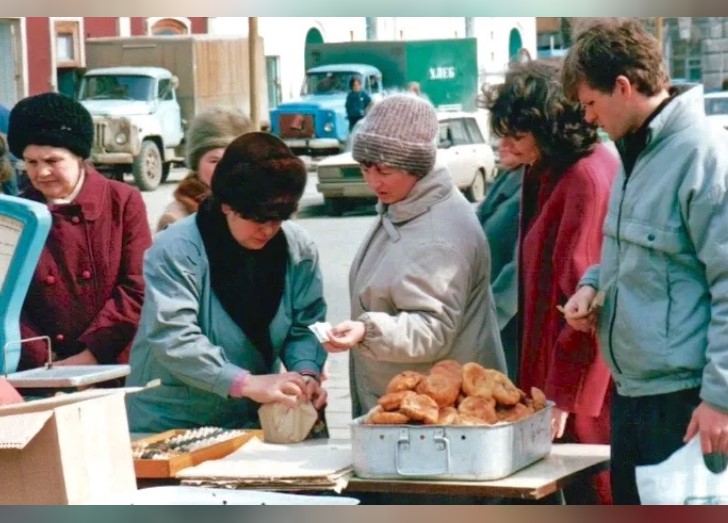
[320,320,366,353]
[308,321,333,343]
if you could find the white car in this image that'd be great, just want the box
[316,111,498,216]
[705,91,728,130]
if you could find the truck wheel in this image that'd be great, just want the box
[132,140,163,191]
[324,197,347,217]
[465,170,486,202]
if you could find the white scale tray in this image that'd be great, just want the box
[5,364,130,388]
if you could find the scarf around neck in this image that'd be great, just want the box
[195,198,288,368]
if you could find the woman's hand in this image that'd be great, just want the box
[302,375,328,410]
[551,407,569,440]
[238,372,306,408]
[322,320,366,353]
[53,349,98,366]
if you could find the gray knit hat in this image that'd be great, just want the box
[185,107,253,172]
[352,94,438,178]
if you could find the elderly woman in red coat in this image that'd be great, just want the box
[485,61,618,503]
[7,92,152,369]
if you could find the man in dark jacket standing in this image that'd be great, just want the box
[345,77,371,132]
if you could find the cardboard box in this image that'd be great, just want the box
[0,388,138,505]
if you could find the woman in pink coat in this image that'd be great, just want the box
[7,92,152,369]
[484,61,618,503]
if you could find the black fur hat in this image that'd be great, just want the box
[8,92,94,159]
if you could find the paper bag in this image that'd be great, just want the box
[258,400,318,444]
[636,437,728,504]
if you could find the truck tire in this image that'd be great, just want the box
[464,169,486,202]
[132,140,163,192]
[324,196,347,217]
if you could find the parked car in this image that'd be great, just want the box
[316,111,497,216]
[705,91,728,130]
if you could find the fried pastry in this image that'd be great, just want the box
[416,372,460,408]
[459,414,490,426]
[385,370,426,393]
[436,406,460,425]
[378,390,416,411]
[496,402,535,423]
[369,411,411,425]
[531,386,547,411]
[458,396,497,424]
[431,360,463,379]
[461,362,496,399]
[400,392,439,425]
[363,405,383,425]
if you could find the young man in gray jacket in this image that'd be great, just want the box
[561,19,728,504]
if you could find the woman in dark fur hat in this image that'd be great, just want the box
[7,92,152,369]
[126,132,328,432]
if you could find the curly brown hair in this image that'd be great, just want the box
[484,60,597,174]
[562,18,669,100]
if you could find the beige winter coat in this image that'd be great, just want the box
[348,164,506,417]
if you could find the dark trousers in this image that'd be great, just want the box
[611,386,701,504]
[348,116,363,132]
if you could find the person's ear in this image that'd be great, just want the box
[221,203,232,215]
[614,75,633,99]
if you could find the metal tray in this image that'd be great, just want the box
[5,364,130,388]
[350,402,553,481]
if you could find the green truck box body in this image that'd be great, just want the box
[304,38,478,112]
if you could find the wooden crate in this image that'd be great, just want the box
[133,429,263,478]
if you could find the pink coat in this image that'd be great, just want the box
[518,143,617,417]
[18,167,152,368]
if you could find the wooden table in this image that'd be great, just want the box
[343,443,610,502]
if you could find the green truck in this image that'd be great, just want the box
[269,38,478,155]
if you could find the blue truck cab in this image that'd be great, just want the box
[269,64,383,155]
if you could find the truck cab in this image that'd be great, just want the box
[269,64,382,156]
[77,66,185,191]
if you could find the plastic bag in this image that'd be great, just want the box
[636,437,728,504]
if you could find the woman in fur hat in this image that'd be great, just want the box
[126,132,328,432]
[7,92,152,369]
[156,106,253,232]
[322,94,507,418]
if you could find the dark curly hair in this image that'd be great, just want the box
[483,60,597,174]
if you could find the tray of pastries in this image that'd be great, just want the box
[351,361,553,481]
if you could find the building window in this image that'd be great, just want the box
[149,18,189,36]
[54,21,82,68]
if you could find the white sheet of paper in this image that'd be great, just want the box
[176,437,352,479]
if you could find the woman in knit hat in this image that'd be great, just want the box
[155,106,253,232]
[7,92,152,369]
[322,94,507,418]
[126,132,328,432]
